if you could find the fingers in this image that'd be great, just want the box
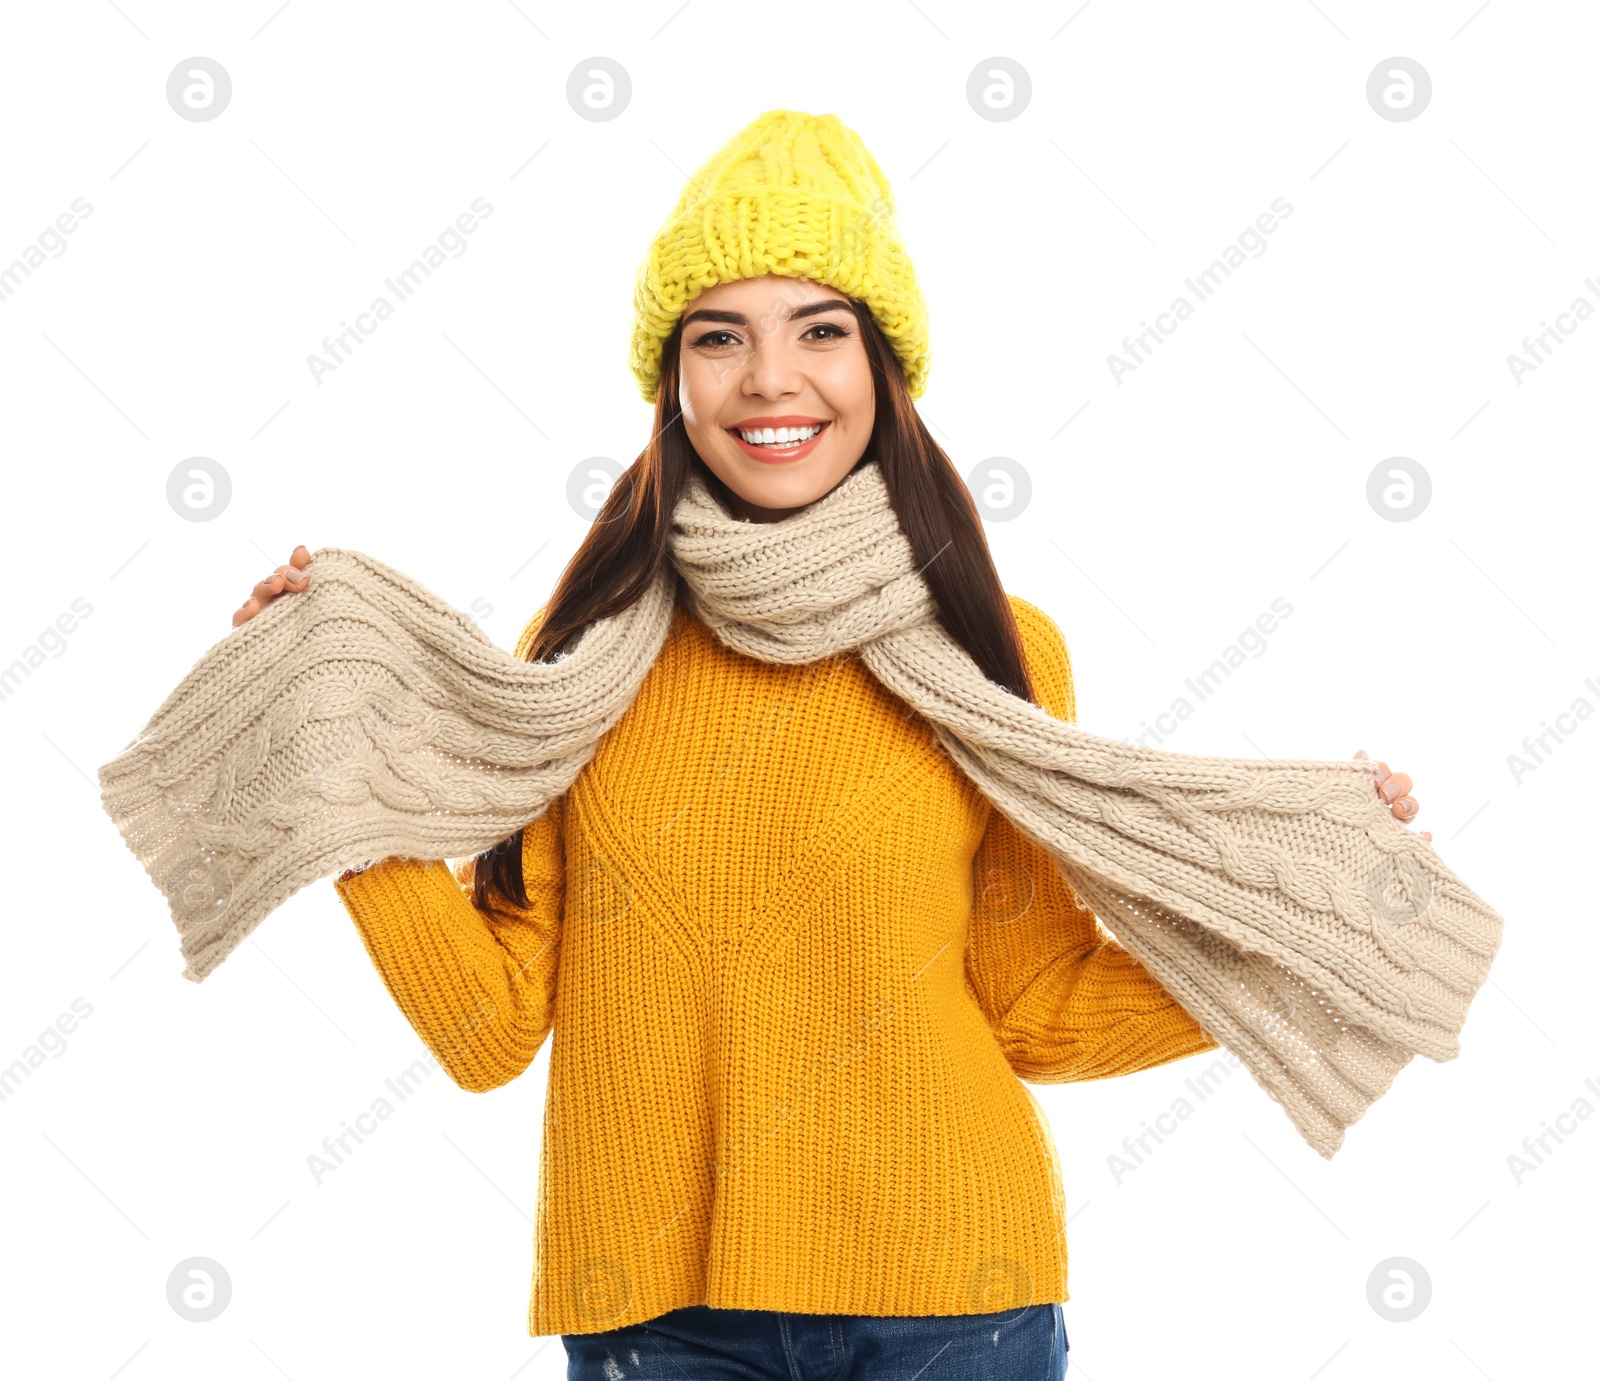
[1357,749,1423,829]
[281,550,312,595]
[254,564,306,598]
[255,554,310,600]
[283,546,311,588]
[233,547,311,627]
[1377,770,1413,804]
[1355,749,1405,797]
[1360,747,1408,801]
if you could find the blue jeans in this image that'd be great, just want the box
[561,1301,1068,1379]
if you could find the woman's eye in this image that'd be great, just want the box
[693,322,849,349]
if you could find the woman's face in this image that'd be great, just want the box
[676,274,875,522]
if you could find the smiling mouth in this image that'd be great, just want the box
[726,419,832,462]
[728,420,830,448]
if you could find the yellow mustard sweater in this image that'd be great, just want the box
[332,587,1218,1337]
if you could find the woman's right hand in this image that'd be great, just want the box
[233,545,312,627]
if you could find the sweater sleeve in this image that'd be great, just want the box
[330,601,566,1093]
[963,597,1220,1082]
[332,802,566,1092]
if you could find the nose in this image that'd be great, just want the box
[740,329,804,400]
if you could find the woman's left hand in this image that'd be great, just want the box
[1354,748,1430,842]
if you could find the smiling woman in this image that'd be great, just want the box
[148,105,1485,1377]
[677,279,877,520]
[506,211,1033,711]
[342,111,1105,1368]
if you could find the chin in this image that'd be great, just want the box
[730,456,851,512]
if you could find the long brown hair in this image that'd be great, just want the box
[471,296,1036,917]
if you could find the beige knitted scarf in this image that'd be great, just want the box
[98,458,1503,1157]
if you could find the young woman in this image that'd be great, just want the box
[233,111,1425,1381]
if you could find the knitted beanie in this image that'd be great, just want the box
[627,108,931,404]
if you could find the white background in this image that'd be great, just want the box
[1,1,1594,1377]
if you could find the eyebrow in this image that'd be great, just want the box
[681,299,854,328]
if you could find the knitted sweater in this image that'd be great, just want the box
[332,587,1218,1337]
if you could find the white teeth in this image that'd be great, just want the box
[737,423,823,446]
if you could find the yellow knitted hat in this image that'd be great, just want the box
[628,108,931,404]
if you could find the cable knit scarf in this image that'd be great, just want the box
[97,458,1503,1157]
